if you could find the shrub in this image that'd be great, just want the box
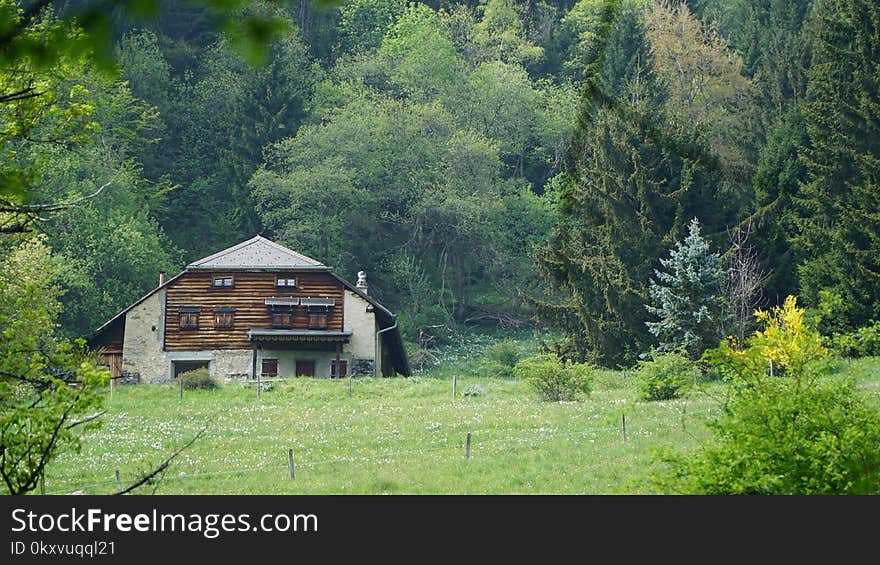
[634,351,693,401]
[462,384,483,397]
[655,295,880,494]
[655,376,880,494]
[828,321,880,358]
[706,295,827,382]
[484,340,520,369]
[475,339,521,378]
[177,368,217,391]
[409,348,439,372]
[514,354,592,402]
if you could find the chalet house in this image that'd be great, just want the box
[89,236,410,382]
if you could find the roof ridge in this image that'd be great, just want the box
[186,235,324,269]
[187,235,263,267]
[255,236,323,266]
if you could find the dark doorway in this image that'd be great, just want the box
[330,360,348,378]
[295,360,315,377]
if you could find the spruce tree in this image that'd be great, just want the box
[645,218,725,359]
[531,0,667,366]
[795,0,880,329]
[531,1,750,367]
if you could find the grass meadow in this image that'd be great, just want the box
[44,336,880,495]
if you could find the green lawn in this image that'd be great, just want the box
[44,347,880,495]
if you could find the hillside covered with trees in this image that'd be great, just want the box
[5,0,879,365]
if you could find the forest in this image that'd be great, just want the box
[2,0,879,361]
[2,0,880,495]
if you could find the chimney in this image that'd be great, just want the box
[356,271,368,294]
[158,272,166,287]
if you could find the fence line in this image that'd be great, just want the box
[44,405,716,494]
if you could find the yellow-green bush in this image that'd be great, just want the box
[657,295,880,494]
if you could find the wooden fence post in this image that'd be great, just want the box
[681,403,686,432]
[453,375,457,399]
[465,432,471,459]
[115,469,122,492]
[179,378,183,401]
[621,413,627,443]
[288,449,295,479]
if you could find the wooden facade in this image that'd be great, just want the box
[163,270,345,351]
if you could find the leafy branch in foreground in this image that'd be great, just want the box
[0,236,109,495]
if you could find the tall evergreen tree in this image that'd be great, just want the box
[795,0,880,329]
[531,0,665,366]
[645,217,725,359]
[531,1,752,366]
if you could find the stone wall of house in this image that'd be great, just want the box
[343,290,376,360]
[121,290,168,383]
[212,350,253,382]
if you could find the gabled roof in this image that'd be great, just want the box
[186,235,326,270]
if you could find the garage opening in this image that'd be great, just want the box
[173,360,210,377]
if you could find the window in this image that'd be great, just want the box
[331,360,348,378]
[261,359,278,377]
[308,312,329,330]
[179,307,200,330]
[212,276,234,288]
[295,360,315,377]
[214,308,234,329]
[276,276,297,288]
[306,305,330,330]
[271,311,293,329]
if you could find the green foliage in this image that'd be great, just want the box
[473,0,545,68]
[531,1,757,367]
[634,351,693,402]
[485,339,521,369]
[794,0,880,331]
[0,2,97,215]
[0,236,109,495]
[652,294,880,494]
[177,368,218,391]
[646,218,726,359]
[827,322,880,359]
[514,353,592,401]
[655,375,880,494]
[378,3,463,102]
[479,339,522,378]
[337,0,405,53]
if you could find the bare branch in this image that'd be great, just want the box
[114,427,208,495]
[65,410,107,430]
[2,180,112,214]
[0,86,45,103]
